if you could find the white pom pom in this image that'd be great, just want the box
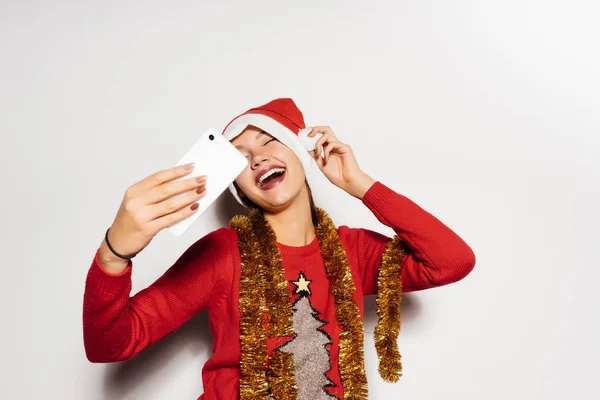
[297,127,323,152]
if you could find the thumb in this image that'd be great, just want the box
[312,150,326,170]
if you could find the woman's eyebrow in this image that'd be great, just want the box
[256,130,268,139]
[236,130,271,149]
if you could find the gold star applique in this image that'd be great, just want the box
[292,272,312,295]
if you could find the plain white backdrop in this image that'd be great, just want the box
[1,1,599,399]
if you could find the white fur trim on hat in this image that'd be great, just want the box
[223,113,314,206]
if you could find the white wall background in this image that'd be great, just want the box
[1,0,599,399]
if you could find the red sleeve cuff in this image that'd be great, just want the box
[93,248,132,277]
[363,181,395,207]
[361,181,416,228]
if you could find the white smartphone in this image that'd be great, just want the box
[167,128,247,236]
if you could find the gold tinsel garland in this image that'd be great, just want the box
[313,208,369,399]
[249,210,297,397]
[374,235,405,382]
[268,350,297,399]
[230,213,271,398]
[231,207,405,399]
[249,211,294,338]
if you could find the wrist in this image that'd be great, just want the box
[348,172,375,200]
[98,240,130,274]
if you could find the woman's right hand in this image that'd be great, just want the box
[98,163,207,272]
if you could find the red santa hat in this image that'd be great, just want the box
[222,98,314,206]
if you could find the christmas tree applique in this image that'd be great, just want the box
[275,272,339,400]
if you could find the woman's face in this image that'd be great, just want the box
[231,125,307,212]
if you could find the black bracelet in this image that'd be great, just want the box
[105,228,137,260]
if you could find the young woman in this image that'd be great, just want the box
[83,98,476,400]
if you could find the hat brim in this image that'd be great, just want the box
[223,113,314,206]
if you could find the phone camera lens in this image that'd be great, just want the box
[209,134,215,141]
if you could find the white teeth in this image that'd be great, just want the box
[258,167,285,186]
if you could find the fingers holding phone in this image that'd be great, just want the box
[99,128,246,272]
[100,163,208,269]
[144,166,209,233]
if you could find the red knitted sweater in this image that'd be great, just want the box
[83,182,476,399]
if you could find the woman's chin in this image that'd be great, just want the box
[246,177,306,211]
[263,196,294,210]
[253,190,298,211]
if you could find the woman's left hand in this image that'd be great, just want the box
[308,126,375,200]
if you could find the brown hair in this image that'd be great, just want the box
[234,179,319,226]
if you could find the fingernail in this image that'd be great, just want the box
[183,163,195,170]
[196,176,207,183]
[190,203,199,210]
[196,186,205,194]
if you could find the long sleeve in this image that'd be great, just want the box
[82,227,236,363]
[340,181,476,295]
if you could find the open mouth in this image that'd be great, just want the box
[256,167,286,189]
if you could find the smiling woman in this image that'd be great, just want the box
[82,97,476,400]
[231,126,308,211]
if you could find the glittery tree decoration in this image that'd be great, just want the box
[276,272,339,400]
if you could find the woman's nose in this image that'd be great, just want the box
[251,154,269,169]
